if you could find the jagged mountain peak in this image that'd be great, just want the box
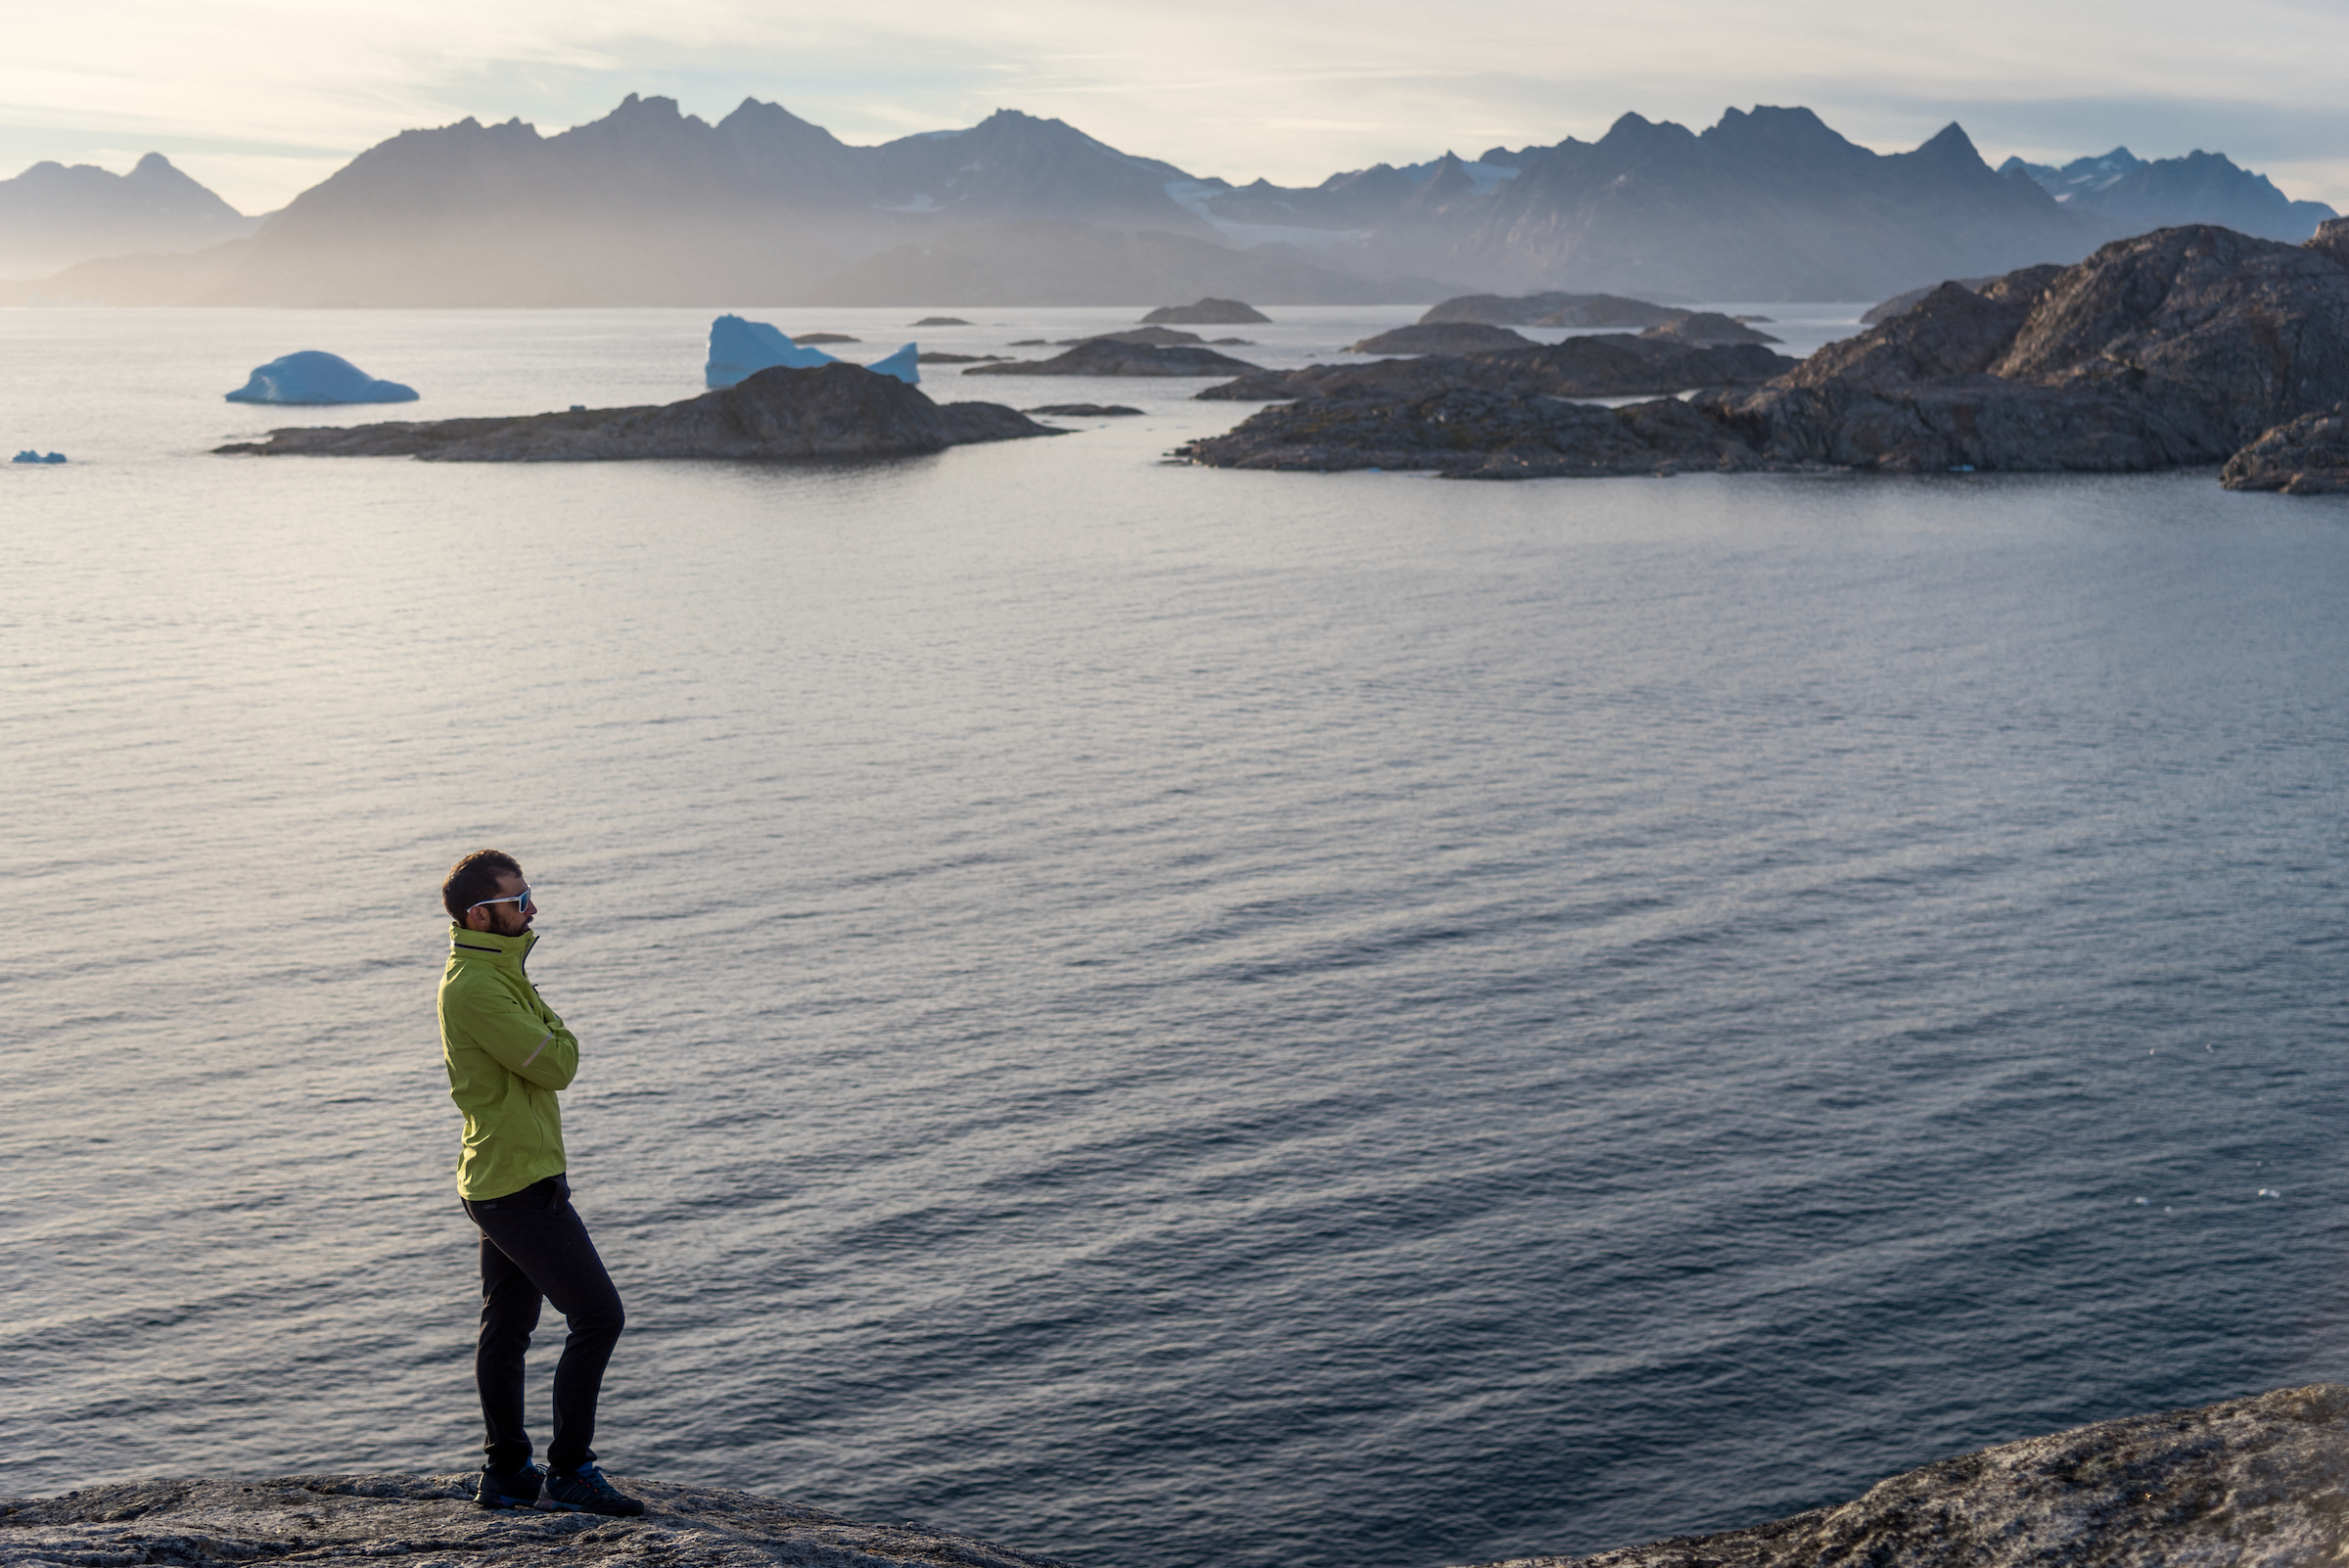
[1597,112,1697,147]
[1906,122,1990,168]
[1707,105,1853,149]
[722,97,825,126]
[2002,143,2335,240]
[607,92,688,121]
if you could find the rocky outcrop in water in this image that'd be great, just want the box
[1141,298,1269,324]
[1056,326,1205,346]
[964,339,1263,377]
[1351,323,1534,354]
[2221,404,2349,493]
[1174,389,1765,478]
[1195,338,1797,402]
[1189,225,2349,481]
[1418,292,1681,327]
[1477,1384,2349,1567]
[0,1473,1083,1568]
[1701,226,2349,472]
[1638,311,1780,346]
[214,363,1057,462]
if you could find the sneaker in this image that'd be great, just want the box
[541,1464,646,1517]
[476,1462,545,1510]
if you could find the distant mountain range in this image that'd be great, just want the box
[0,153,261,277]
[3,98,2336,305]
[1998,147,2335,243]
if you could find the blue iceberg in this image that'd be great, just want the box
[704,316,922,388]
[866,343,921,387]
[706,315,837,387]
[225,350,419,405]
[12,449,66,463]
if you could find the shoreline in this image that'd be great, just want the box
[10,1385,2346,1568]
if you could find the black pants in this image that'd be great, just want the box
[460,1173,625,1474]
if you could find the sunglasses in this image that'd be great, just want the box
[468,885,533,915]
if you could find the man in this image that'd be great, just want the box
[438,849,644,1517]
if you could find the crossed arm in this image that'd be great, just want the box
[456,991,581,1090]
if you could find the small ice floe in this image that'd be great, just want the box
[12,449,66,463]
[226,350,418,404]
[2259,1188,2282,1198]
[2134,1196,2149,1205]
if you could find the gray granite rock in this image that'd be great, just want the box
[1708,227,2349,472]
[1860,275,2002,325]
[2221,403,2349,492]
[0,1472,1086,1568]
[1990,225,2349,449]
[213,363,1059,461]
[1461,1383,2349,1568]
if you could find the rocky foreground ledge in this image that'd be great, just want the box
[10,1386,2349,1568]
[0,1473,1082,1568]
[1479,1384,2349,1568]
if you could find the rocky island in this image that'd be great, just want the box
[11,1386,2349,1568]
[214,363,1057,462]
[1141,298,1269,324]
[1638,311,1780,346]
[964,340,1264,377]
[1420,292,1684,328]
[1183,221,2349,486]
[1192,337,1798,406]
[1351,323,1537,354]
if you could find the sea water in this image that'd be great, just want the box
[3,304,2348,1568]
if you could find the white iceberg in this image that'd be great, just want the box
[705,315,921,388]
[225,351,418,405]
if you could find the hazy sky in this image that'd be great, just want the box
[6,0,2347,213]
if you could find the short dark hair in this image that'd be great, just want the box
[443,850,523,921]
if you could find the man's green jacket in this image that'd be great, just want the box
[438,925,580,1200]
